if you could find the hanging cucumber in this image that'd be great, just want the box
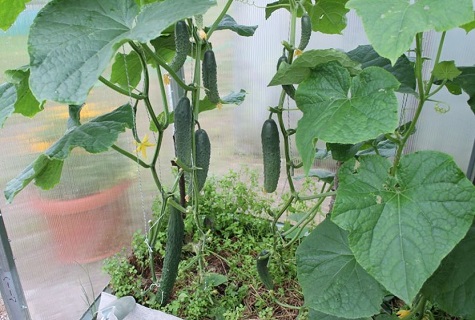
[297,14,312,51]
[174,96,192,168]
[276,54,295,100]
[202,49,220,104]
[256,250,274,290]
[169,20,190,72]
[261,119,281,193]
[195,128,211,192]
[158,200,185,306]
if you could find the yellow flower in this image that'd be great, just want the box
[397,310,411,319]
[163,73,171,86]
[294,48,303,57]
[135,134,155,158]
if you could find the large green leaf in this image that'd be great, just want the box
[4,67,44,117]
[332,152,475,303]
[303,0,349,34]
[422,223,475,319]
[346,45,416,94]
[0,83,16,128]
[0,0,31,31]
[269,49,361,86]
[347,0,474,64]
[28,0,216,104]
[4,104,134,202]
[295,62,399,173]
[297,218,386,318]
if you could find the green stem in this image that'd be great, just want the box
[414,295,428,320]
[154,65,170,130]
[391,32,446,175]
[141,44,194,91]
[206,0,234,40]
[296,190,336,201]
[151,130,164,172]
[98,76,144,100]
[111,144,150,168]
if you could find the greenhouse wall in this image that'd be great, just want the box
[0,1,474,319]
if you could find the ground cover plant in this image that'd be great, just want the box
[0,0,474,319]
[105,170,306,319]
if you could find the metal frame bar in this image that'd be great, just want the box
[467,139,475,184]
[0,209,31,319]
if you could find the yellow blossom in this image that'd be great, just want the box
[163,73,171,86]
[135,134,155,158]
[294,48,303,57]
[397,310,411,319]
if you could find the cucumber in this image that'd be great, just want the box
[202,50,220,104]
[256,250,274,290]
[195,128,211,192]
[174,96,192,168]
[158,201,184,306]
[276,54,295,100]
[169,20,190,72]
[261,119,281,193]
[298,14,312,51]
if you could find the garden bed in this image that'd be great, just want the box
[104,171,307,319]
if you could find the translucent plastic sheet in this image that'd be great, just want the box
[0,1,474,319]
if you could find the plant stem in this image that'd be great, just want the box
[111,144,150,168]
[98,76,144,100]
[297,190,336,201]
[391,31,446,175]
[141,44,194,91]
[206,0,234,40]
[154,64,170,130]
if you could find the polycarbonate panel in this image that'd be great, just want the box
[0,1,474,319]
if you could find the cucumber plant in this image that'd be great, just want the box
[0,0,255,310]
[262,0,475,319]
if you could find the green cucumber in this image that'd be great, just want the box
[298,14,312,51]
[195,128,211,192]
[202,49,220,104]
[174,96,192,168]
[169,20,190,72]
[158,201,184,306]
[256,250,274,290]
[276,54,295,100]
[261,119,281,193]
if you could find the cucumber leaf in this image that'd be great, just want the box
[28,0,216,104]
[332,152,475,303]
[422,223,475,319]
[212,14,257,37]
[432,61,461,81]
[110,51,143,90]
[269,49,361,86]
[447,66,475,114]
[346,45,416,94]
[295,62,399,173]
[347,0,474,64]
[0,0,31,31]
[297,218,386,318]
[0,83,16,128]
[303,0,349,34]
[4,104,134,202]
[4,67,44,118]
